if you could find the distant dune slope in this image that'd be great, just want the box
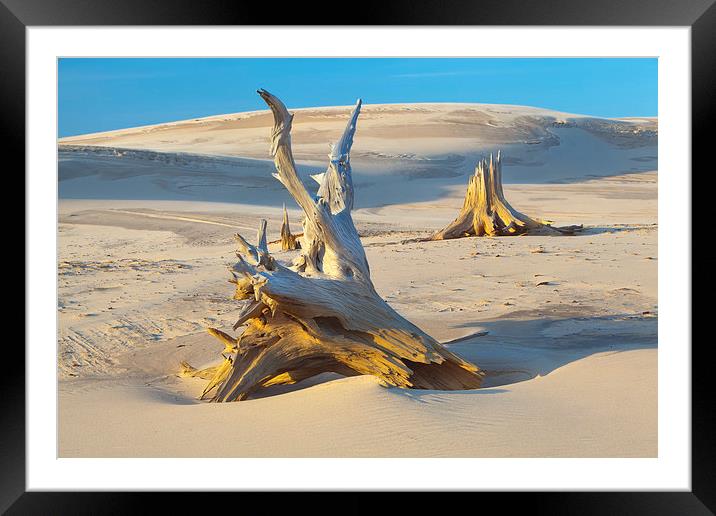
[59,103,657,206]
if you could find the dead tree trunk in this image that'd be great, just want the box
[431,151,582,239]
[279,204,301,250]
[184,90,484,401]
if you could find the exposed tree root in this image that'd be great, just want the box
[183,90,484,401]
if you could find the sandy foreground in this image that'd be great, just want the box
[58,103,657,457]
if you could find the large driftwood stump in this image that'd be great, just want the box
[184,90,484,402]
[431,151,582,239]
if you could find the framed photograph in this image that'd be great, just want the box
[9,0,710,512]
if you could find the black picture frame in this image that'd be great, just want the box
[6,0,710,512]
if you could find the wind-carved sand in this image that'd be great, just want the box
[58,103,657,457]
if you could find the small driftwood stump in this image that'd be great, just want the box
[183,90,484,402]
[279,204,301,251]
[430,151,582,239]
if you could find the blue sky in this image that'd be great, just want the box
[58,58,657,137]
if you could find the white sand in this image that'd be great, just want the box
[58,103,657,457]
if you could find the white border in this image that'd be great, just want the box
[28,27,690,491]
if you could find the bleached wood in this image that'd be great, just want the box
[431,151,582,239]
[186,90,484,401]
[279,204,301,251]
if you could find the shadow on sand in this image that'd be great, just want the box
[243,313,656,400]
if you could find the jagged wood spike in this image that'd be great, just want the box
[280,204,301,251]
[232,300,266,330]
[198,356,234,400]
[310,172,326,186]
[234,221,274,268]
[187,90,484,402]
[430,151,582,239]
[177,328,237,394]
[256,219,268,254]
[207,327,238,354]
[316,99,361,213]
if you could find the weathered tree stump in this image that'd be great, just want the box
[431,151,582,239]
[183,90,484,402]
[279,204,301,251]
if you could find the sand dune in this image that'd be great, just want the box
[60,349,655,458]
[57,103,657,457]
[59,103,657,206]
